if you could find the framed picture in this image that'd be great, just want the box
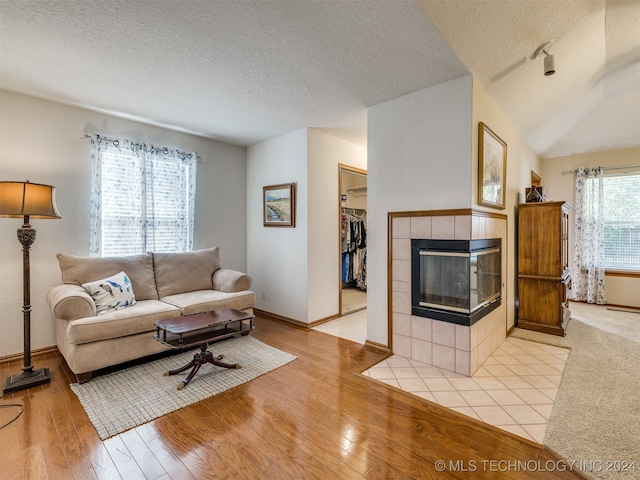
[263,183,296,227]
[478,122,507,209]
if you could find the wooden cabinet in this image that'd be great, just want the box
[517,201,571,336]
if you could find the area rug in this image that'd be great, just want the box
[70,335,296,440]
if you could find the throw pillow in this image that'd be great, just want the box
[82,271,136,315]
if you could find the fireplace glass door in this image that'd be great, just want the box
[418,247,500,314]
[419,251,470,312]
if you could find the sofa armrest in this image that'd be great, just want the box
[212,268,252,293]
[47,284,96,320]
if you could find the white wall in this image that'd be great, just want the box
[472,77,542,329]
[308,129,366,322]
[367,75,474,346]
[0,90,247,357]
[246,128,366,324]
[541,147,640,307]
[247,129,309,321]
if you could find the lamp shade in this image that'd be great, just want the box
[0,181,62,219]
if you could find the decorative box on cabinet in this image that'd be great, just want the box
[517,201,571,336]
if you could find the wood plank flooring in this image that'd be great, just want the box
[0,315,587,479]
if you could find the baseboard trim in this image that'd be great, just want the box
[0,345,58,365]
[364,339,390,353]
[570,300,640,311]
[253,308,346,329]
[307,313,341,328]
[253,308,308,328]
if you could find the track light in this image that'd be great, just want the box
[543,53,555,76]
[532,42,556,76]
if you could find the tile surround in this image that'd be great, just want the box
[410,216,431,238]
[391,211,507,376]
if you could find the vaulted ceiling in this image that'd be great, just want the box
[1,0,638,160]
[420,0,640,159]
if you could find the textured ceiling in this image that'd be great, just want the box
[0,0,467,147]
[1,0,638,159]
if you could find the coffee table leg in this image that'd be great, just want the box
[177,357,205,390]
[206,351,242,370]
[164,357,197,376]
[167,343,242,390]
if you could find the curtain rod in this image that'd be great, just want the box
[81,134,204,162]
[561,164,640,175]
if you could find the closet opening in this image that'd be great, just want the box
[339,164,367,316]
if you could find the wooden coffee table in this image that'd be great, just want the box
[153,309,254,390]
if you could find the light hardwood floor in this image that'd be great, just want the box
[0,316,587,479]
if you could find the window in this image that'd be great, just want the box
[90,135,197,257]
[588,172,640,271]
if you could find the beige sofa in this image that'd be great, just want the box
[47,247,255,383]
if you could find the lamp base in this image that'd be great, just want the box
[3,368,51,394]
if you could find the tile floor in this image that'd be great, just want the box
[312,309,368,344]
[362,335,569,443]
[312,287,367,344]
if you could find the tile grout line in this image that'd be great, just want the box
[363,336,569,444]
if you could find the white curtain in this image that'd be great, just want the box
[572,166,607,304]
[90,134,197,256]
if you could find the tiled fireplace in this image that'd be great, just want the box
[390,210,507,376]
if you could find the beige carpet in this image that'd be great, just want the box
[511,303,640,479]
[342,286,367,314]
[71,335,296,440]
[570,301,640,344]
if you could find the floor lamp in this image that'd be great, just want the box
[0,181,62,394]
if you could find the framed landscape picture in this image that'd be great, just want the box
[478,122,507,209]
[263,183,296,227]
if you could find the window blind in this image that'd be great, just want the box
[602,172,640,271]
[90,135,197,257]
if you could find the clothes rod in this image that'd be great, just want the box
[561,164,640,175]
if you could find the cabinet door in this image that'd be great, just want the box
[518,277,564,327]
[518,204,564,277]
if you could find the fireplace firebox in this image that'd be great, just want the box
[411,238,501,326]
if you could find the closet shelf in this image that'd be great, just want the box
[347,186,367,196]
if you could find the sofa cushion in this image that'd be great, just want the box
[57,253,159,301]
[152,247,221,298]
[161,290,256,316]
[82,271,136,315]
[64,300,181,345]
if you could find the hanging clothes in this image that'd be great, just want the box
[341,208,367,290]
[356,249,366,291]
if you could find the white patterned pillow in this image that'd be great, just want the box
[82,271,136,315]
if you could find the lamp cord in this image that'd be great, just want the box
[0,403,24,429]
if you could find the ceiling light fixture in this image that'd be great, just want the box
[532,42,556,76]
